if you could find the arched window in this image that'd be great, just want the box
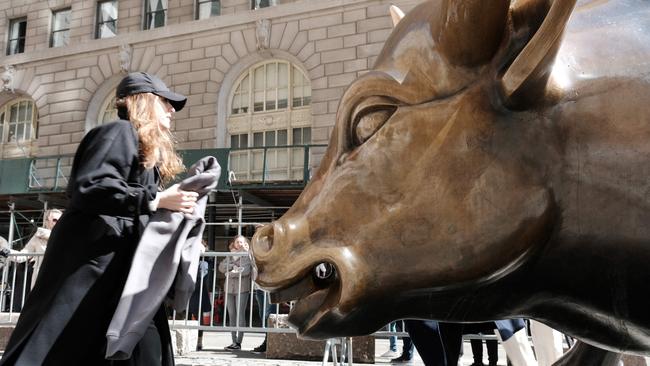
[99,95,118,123]
[0,98,36,144]
[227,60,312,182]
[230,61,311,116]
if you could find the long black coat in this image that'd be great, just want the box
[0,120,174,365]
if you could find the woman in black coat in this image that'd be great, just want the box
[0,72,198,366]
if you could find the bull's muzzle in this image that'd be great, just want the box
[251,221,340,305]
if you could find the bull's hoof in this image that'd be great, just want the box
[551,340,621,366]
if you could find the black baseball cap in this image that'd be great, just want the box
[116,72,187,112]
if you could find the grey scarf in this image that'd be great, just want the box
[106,156,220,360]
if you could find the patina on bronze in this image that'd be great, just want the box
[251,0,650,364]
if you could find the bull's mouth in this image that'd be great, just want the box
[268,262,342,337]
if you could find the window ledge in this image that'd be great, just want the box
[0,141,35,159]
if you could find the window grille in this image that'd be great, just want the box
[251,0,277,10]
[100,95,118,123]
[0,99,36,144]
[51,8,71,47]
[144,0,167,30]
[231,61,309,116]
[96,0,118,39]
[196,0,220,19]
[6,18,26,55]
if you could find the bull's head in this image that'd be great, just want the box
[251,0,576,338]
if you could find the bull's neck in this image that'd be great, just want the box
[545,94,650,245]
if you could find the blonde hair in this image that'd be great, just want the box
[230,235,250,251]
[44,209,62,229]
[116,93,184,182]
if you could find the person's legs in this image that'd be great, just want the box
[380,321,399,357]
[486,339,499,366]
[389,321,398,352]
[391,320,414,362]
[471,339,485,365]
[225,293,238,346]
[234,292,248,345]
[263,297,277,324]
[438,322,464,366]
[254,290,277,352]
[254,289,265,321]
[466,322,499,366]
[402,336,414,359]
[403,319,454,366]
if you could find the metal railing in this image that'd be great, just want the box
[0,253,43,321]
[28,155,73,191]
[0,251,406,338]
[1,251,543,363]
[169,251,293,334]
[226,144,326,188]
[0,145,328,195]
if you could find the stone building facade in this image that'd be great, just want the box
[0,0,420,168]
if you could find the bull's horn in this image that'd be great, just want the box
[438,0,510,67]
[499,0,578,108]
[389,5,405,27]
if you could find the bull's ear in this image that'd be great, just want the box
[389,5,405,27]
[499,0,578,109]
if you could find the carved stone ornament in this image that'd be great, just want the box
[119,44,132,73]
[1,65,15,93]
[256,19,271,50]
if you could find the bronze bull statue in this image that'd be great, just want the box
[251,0,650,364]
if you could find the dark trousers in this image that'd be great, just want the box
[404,320,464,366]
[405,320,520,365]
[404,321,503,366]
[470,338,498,365]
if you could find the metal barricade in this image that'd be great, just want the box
[169,251,292,336]
[0,251,509,349]
[0,252,44,323]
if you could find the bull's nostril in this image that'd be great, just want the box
[252,224,274,254]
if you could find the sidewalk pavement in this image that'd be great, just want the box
[175,331,509,366]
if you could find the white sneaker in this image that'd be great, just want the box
[380,350,399,358]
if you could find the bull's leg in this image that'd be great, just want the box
[551,341,621,366]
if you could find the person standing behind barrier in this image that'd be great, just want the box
[0,235,10,271]
[219,235,252,351]
[189,240,212,351]
[252,285,277,353]
[468,322,499,366]
[381,321,400,358]
[4,209,62,289]
[0,72,197,366]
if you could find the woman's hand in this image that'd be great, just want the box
[157,184,198,214]
[230,265,242,273]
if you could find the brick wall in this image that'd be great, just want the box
[0,0,423,166]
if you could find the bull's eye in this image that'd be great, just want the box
[351,96,397,146]
[314,262,334,280]
[313,262,336,288]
